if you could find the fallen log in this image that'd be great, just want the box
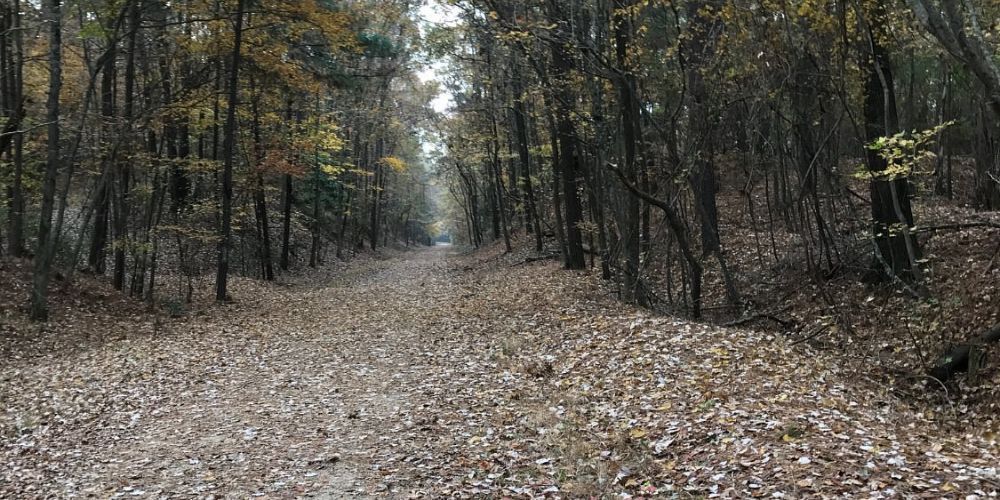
[513,252,560,266]
[929,323,1000,382]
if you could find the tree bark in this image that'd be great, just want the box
[930,323,1000,382]
[613,0,645,305]
[609,165,704,318]
[860,2,923,286]
[215,0,245,302]
[251,84,274,281]
[88,32,116,274]
[280,97,294,270]
[30,0,63,321]
[113,0,140,292]
[511,63,543,252]
[546,1,586,270]
[3,0,24,258]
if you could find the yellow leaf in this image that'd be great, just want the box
[380,156,407,173]
[629,428,647,439]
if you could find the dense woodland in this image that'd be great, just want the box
[429,0,1000,381]
[1,0,1000,496]
[0,0,438,320]
[0,0,997,364]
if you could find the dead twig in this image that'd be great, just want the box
[724,307,795,328]
[790,323,831,346]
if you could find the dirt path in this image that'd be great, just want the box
[3,245,999,498]
[2,246,496,498]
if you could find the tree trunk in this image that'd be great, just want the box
[685,0,723,258]
[609,166,704,318]
[114,0,140,292]
[30,0,62,321]
[861,3,923,286]
[3,0,24,258]
[369,149,382,250]
[511,64,543,252]
[546,2,586,270]
[88,35,116,274]
[310,142,322,266]
[215,0,245,302]
[613,0,645,305]
[280,97,294,270]
[251,86,274,281]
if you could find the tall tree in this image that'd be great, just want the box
[860,1,923,287]
[613,0,645,304]
[30,0,63,321]
[215,0,246,302]
[546,0,586,270]
[2,0,25,258]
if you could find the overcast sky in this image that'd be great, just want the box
[416,0,459,114]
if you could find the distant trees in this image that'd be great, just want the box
[907,0,1000,209]
[0,0,436,319]
[435,0,1000,317]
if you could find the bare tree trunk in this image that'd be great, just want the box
[860,2,923,288]
[250,83,274,280]
[215,0,245,302]
[310,152,322,267]
[613,0,645,305]
[3,0,25,258]
[280,97,294,270]
[609,166,704,319]
[114,0,140,291]
[88,33,116,274]
[30,0,62,321]
[545,2,586,269]
[511,64,543,252]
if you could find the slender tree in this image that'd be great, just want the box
[30,0,63,321]
[216,0,246,302]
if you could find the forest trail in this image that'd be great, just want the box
[3,245,1000,498]
[4,245,485,498]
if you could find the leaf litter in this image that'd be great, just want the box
[1,244,998,498]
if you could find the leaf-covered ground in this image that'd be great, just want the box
[2,245,998,498]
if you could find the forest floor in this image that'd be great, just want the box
[2,244,1000,498]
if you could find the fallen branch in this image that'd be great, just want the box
[790,324,832,346]
[986,239,1000,275]
[513,253,560,267]
[724,306,795,328]
[929,323,1000,382]
[916,221,1000,234]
